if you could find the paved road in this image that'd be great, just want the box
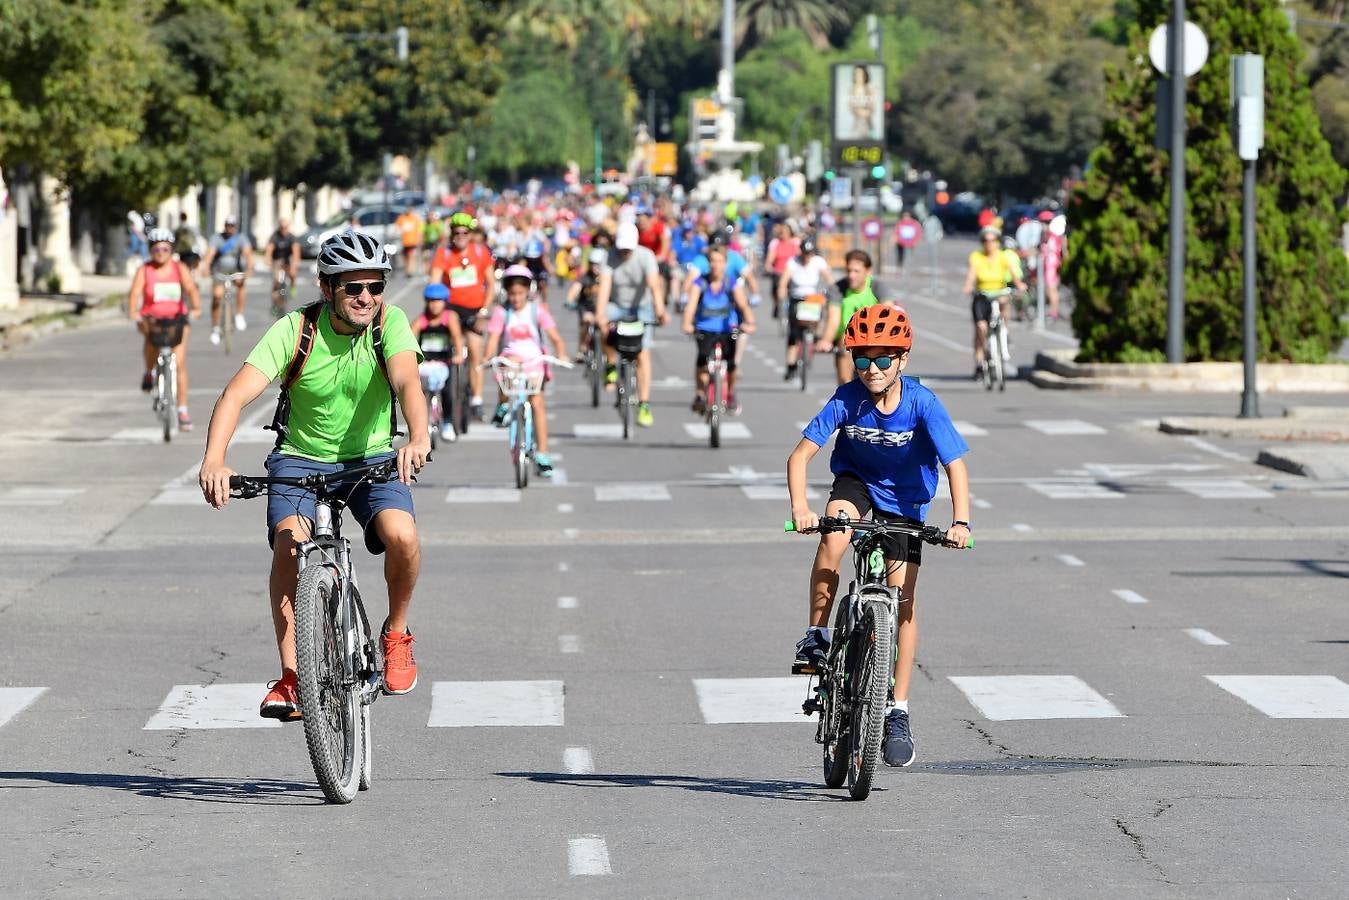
[2,243,1348,897]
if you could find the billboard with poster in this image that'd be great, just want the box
[831,62,886,168]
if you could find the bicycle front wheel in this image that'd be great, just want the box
[589,331,603,408]
[821,595,854,789]
[512,406,529,489]
[294,563,363,804]
[799,341,811,392]
[846,596,893,801]
[708,366,723,449]
[158,358,174,443]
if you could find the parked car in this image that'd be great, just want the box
[932,192,984,234]
[1000,203,1049,242]
[299,205,400,259]
[829,187,902,214]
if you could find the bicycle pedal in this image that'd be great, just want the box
[791,662,819,676]
[801,697,823,715]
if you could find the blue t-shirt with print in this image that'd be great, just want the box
[693,274,738,333]
[801,377,969,520]
[673,229,706,266]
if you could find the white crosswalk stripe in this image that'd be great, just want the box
[1026,481,1125,500]
[427,680,565,726]
[446,487,521,503]
[1169,479,1274,499]
[1026,419,1107,436]
[740,484,818,501]
[0,687,47,728]
[949,675,1125,720]
[693,677,812,724]
[568,836,612,876]
[145,684,280,729]
[594,482,671,502]
[1207,675,1349,718]
[953,421,988,437]
[0,488,84,506]
[572,424,624,440]
[683,422,752,440]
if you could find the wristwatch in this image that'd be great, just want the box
[952,520,971,530]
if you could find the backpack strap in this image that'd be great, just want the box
[265,303,324,449]
[370,304,402,439]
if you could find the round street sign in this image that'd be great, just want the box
[1149,22,1208,78]
[861,217,882,241]
[895,220,920,248]
[769,176,793,205]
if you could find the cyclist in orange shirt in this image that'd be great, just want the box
[428,212,496,420]
[396,205,425,277]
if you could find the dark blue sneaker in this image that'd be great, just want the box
[883,708,915,767]
[792,629,829,674]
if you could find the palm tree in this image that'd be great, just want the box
[735,0,849,51]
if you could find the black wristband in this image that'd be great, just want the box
[952,520,971,530]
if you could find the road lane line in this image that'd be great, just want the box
[1027,481,1125,499]
[557,503,574,513]
[564,747,594,775]
[1112,589,1149,604]
[1182,436,1248,461]
[594,482,671,502]
[568,836,612,876]
[550,469,570,486]
[1057,554,1086,567]
[557,561,571,572]
[1185,628,1229,646]
[1207,675,1349,717]
[1011,523,1035,532]
[446,487,521,503]
[973,497,993,510]
[949,675,1125,720]
[145,685,281,729]
[740,484,818,501]
[953,421,988,437]
[0,687,47,728]
[428,681,564,726]
[1169,478,1273,499]
[573,424,624,440]
[683,422,752,440]
[693,678,814,724]
[559,634,582,653]
[1026,419,1107,436]
[557,596,578,609]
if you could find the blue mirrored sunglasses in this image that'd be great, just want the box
[852,354,899,371]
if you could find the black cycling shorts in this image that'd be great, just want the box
[787,301,822,348]
[827,472,923,566]
[694,331,737,371]
[971,293,996,323]
[449,303,482,334]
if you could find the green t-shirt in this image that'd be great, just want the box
[245,304,422,462]
[831,276,880,340]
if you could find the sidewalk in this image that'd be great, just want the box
[0,274,131,351]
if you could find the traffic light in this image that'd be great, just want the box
[870,163,886,180]
[823,169,835,181]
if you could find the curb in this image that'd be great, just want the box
[0,294,125,352]
[1030,349,1349,393]
[1255,443,1349,480]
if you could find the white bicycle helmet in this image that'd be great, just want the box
[147,227,175,245]
[317,229,391,275]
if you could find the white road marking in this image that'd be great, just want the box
[1011,523,1035,533]
[1169,479,1274,499]
[573,423,624,440]
[740,484,818,501]
[683,422,752,440]
[1057,554,1086,567]
[563,527,579,539]
[0,487,85,506]
[1083,463,1218,479]
[953,421,988,437]
[107,427,179,443]
[949,675,1125,720]
[693,678,813,724]
[557,503,574,513]
[455,428,504,442]
[549,468,569,485]
[568,836,612,876]
[559,634,582,654]
[427,681,565,727]
[1182,435,1248,462]
[446,487,521,503]
[594,482,671,502]
[1207,675,1349,718]
[1185,628,1229,646]
[564,747,594,775]
[1026,419,1107,436]
[1112,589,1149,604]
[145,684,281,729]
[973,497,993,510]
[1027,481,1125,500]
[557,562,571,572]
[918,328,968,353]
[150,487,204,505]
[557,596,578,609]
[0,687,47,728]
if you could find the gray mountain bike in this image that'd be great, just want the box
[228,459,411,803]
[146,316,185,443]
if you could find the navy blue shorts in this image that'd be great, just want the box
[264,451,415,555]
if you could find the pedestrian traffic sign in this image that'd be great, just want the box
[895,219,920,248]
[861,217,882,240]
[769,177,793,205]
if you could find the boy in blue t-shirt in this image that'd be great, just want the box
[786,304,972,768]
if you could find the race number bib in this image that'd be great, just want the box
[615,320,646,337]
[419,333,449,353]
[449,265,479,289]
[794,301,823,323]
[152,281,182,304]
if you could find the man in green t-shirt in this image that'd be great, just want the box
[817,249,885,386]
[198,231,430,721]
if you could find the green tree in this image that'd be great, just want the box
[735,0,851,51]
[1065,0,1349,362]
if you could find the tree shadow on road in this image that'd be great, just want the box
[495,771,848,802]
[0,770,322,806]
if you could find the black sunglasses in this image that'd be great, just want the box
[341,280,386,298]
[853,354,900,371]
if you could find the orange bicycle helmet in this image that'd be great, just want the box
[844,304,913,351]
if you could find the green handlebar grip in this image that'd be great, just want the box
[966,537,975,549]
[784,520,796,533]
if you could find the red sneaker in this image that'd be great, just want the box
[260,671,302,721]
[382,629,418,695]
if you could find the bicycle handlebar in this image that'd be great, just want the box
[228,457,415,499]
[784,514,974,549]
[482,355,574,369]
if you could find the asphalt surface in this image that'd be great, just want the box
[2,240,1348,898]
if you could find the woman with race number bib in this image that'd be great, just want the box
[776,237,834,381]
[129,228,201,431]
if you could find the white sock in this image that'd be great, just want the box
[470,395,482,404]
[176,406,188,415]
[891,699,909,713]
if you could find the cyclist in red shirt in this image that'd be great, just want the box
[129,228,201,430]
[636,203,672,296]
[429,212,496,420]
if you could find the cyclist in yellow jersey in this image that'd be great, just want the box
[962,226,1026,378]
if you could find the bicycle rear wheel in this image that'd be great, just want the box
[589,330,603,408]
[221,293,233,355]
[294,563,362,804]
[708,364,723,449]
[512,405,529,489]
[158,357,174,443]
[428,394,442,452]
[846,595,893,801]
[618,361,634,440]
[799,340,811,392]
[455,363,471,435]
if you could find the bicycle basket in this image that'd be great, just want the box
[492,362,546,396]
[612,319,646,355]
[147,316,186,348]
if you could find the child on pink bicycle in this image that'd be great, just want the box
[484,264,567,475]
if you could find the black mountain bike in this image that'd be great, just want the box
[229,458,413,803]
[786,514,971,800]
[612,320,644,440]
